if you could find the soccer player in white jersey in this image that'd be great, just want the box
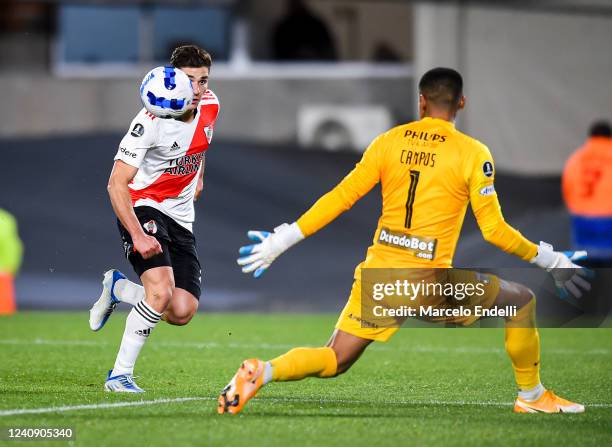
[88,45,220,392]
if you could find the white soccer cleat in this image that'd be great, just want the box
[89,269,125,331]
[104,370,145,393]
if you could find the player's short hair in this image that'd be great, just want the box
[589,120,611,137]
[170,45,212,69]
[418,67,463,110]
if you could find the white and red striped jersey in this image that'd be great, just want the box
[115,90,220,232]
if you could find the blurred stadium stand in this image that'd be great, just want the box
[0,0,609,310]
[1,1,610,172]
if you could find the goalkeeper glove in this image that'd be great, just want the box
[530,241,591,299]
[237,222,305,278]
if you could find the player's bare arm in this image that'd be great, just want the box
[107,160,162,259]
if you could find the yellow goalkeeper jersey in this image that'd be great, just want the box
[296,117,537,276]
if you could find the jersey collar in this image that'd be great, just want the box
[422,117,455,129]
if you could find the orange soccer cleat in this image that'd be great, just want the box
[218,358,266,415]
[514,390,585,413]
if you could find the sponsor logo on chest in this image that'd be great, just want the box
[163,152,204,176]
[157,119,208,175]
[160,134,191,153]
[378,227,437,260]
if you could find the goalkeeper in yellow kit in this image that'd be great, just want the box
[218,68,589,415]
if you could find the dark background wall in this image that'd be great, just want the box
[0,134,568,312]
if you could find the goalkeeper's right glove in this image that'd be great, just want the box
[530,241,591,299]
[237,222,305,278]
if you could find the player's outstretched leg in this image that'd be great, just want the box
[218,330,370,414]
[499,282,584,413]
[217,358,267,414]
[217,348,336,415]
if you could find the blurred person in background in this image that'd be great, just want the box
[88,45,220,392]
[562,120,612,267]
[272,0,337,61]
[0,209,23,315]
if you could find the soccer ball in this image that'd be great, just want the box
[139,66,193,118]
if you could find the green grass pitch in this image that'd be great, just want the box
[0,312,610,446]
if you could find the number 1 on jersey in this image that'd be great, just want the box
[404,170,420,229]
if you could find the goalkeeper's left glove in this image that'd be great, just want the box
[237,222,305,278]
[530,241,591,299]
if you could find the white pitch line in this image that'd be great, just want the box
[0,339,101,347]
[267,397,612,409]
[0,338,609,356]
[1,396,611,417]
[0,397,213,417]
[0,396,612,417]
[265,397,513,408]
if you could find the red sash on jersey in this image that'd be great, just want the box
[130,101,219,204]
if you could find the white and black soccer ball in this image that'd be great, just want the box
[139,66,193,118]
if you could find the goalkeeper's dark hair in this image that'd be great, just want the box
[418,67,463,110]
[589,120,611,137]
[170,45,212,69]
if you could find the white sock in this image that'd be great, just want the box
[263,361,273,385]
[111,300,161,377]
[518,383,545,402]
[114,278,145,306]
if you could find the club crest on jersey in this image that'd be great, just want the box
[482,161,494,178]
[131,123,145,138]
[204,126,213,143]
[143,220,158,234]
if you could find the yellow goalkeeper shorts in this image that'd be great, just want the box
[335,268,501,342]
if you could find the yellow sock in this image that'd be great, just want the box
[270,347,337,381]
[505,298,541,390]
